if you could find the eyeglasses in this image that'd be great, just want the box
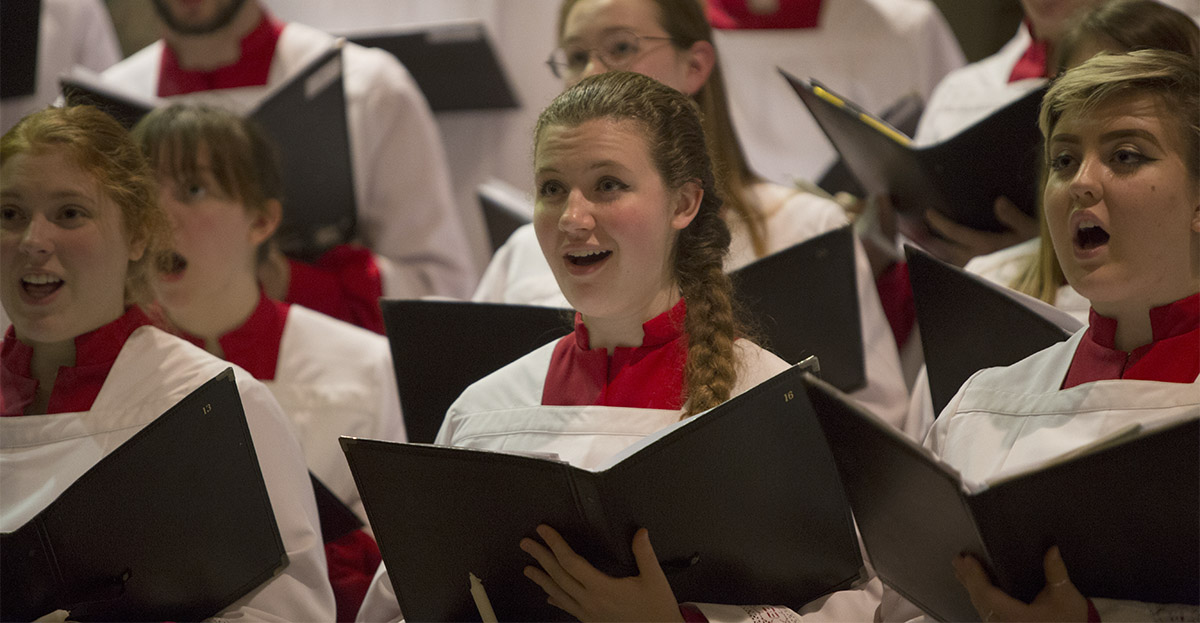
[546,29,677,80]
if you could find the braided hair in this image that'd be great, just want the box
[535,71,743,417]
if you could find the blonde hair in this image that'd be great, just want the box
[557,0,770,257]
[535,71,744,417]
[1,106,169,304]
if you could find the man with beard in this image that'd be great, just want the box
[102,0,478,318]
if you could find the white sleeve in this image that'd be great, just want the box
[690,578,882,622]
[343,45,478,300]
[215,377,336,621]
[355,563,403,623]
[470,233,520,303]
[1091,598,1199,622]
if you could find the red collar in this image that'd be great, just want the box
[171,290,290,381]
[1008,20,1051,83]
[1063,293,1200,388]
[157,12,285,97]
[543,299,689,409]
[284,244,385,334]
[707,0,823,29]
[1,307,154,415]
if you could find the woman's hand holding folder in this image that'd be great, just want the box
[521,524,685,622]
[953,546,1091,622]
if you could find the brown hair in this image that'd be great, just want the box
[535,71,743,417]
[557,0,770,257]
[1,106,169,304]
[132,104,283,263]
[1054,0,1199,74]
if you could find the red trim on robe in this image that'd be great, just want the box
[707,0,823,30]
[1,307,153,415]
[325,529,383,623]
[1008,20,1051,82]
[285,245,385,335]
[1062,293,1199,388]
[543,299,688,409]
[157,13,285,97]
[169,290,289,381]
[876,260,916,349]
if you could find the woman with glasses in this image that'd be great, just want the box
[473,0,911,434]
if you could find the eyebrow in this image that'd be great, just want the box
[1049,128,1164,146]
[561,26,633,46]
[0,189,94,202]
[535,160,629,176]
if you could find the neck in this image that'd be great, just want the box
[27,339,76,414]
[1092,299,1156,352]
[163,273,261,353]
[582,290,681,354]
[581,316,646,355]
[163,1,263,71]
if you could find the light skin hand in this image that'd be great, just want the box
[953,545,1089,622]
[920,196,1040,267]
[521,524,684,622]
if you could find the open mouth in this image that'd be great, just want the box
[157,251,188,276]
[21,274,64,299]
[1074,223,1110,251]
[565,250,612,266]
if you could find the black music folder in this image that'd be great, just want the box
[0,369,287,623]
[905,246,1080,415]
[0,0,40,99]
[784,70,1045,233]
[380,299,573,444]
[311,473,363,544]
[347,19,518,111]
[477,178,533,253]
[730,224,865,392]
[818,91,924,198]
[342,363,863,622]
[61,42,356,261]
[803,374,1199,622]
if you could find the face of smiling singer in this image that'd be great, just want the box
[533,118,699,331]
[1043,93,1200,317]
[0,148,142,346]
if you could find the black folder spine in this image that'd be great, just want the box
[567,472,635,577]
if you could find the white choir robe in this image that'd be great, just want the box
[473,183,911,431]
[101,21,478,300]
[356,338,884,623]
[0,326,336,622]
[263,304,405,528]
[880,330,1200,622]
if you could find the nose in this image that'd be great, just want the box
[559,189,595,236]
[18,213,54,257]
[1068,154,1103,207]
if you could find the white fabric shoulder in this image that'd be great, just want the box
[99,40,164,95]
[436,339,558,445]
[269,305,404,525]
[913,26,1043,145]
[726,184,848,270]
[963,237,1040,285]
